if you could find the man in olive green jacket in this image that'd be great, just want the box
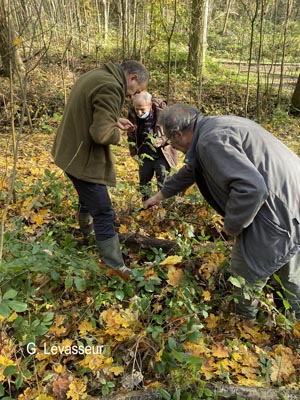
[52,60,149,275]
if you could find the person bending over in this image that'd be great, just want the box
[144,103,300,320]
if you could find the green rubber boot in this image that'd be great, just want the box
[96,234,132,275]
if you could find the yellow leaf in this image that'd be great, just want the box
[21,196,36,212]
[153,302,163,313]
[18,388,39,399]
[78,354,113,373]
[145,268,158,280]
[239,344,259,367]
[211,343,229,358]
[55,314,66,325]
[119,224,128,233]
[48,314,68,336]
[205,313,218,330]
[231,351,242,362]
[109,365,124,376]
[200,357,215,380]
[214,359,231,372]
[240,366,257,379]
[160,255,183,266]
[270,346,296,383]
[292,321,300,338]
[53,364,66,374]
[13,37,22,46]
[48,325,67,336]
[167,267,184,287]
[0,356,16,381]
[155,348,163,362]
[202,290,211,301]
[60,338,73,348]
[7,311,18,322]
[184,338,209,356]
[66,378,88,400]
[37,395,55,400]
[24,225,35,234]
[32,213,45,226]
[236,375,264,386]
[145,380,161,388]
[78,319,95,336]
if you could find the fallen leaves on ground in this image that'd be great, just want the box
[1,133,300,399]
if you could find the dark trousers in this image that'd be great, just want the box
[230,237,300,319]
[139,156,170,200]
[67,174,115,241]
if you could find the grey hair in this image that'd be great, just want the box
[132,91,152,106]
[158,104,199,136]
[121,60,149,84]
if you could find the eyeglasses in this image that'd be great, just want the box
[165,132,178,145]
[165,114,199,145]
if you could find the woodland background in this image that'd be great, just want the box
[1,0,300,399]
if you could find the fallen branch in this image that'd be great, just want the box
[90,383,300,400]
[119,233,176,253]
[119,233,223,255]
[206,382,300,400]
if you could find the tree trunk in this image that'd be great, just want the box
[245,1,259,117]
[188,0,209,76]
[188,0,209,107]
[256,0,265,121]
[277,0,293,107]
[188,0,202,76]
[222,0,233,36]
[0,0,24,77]
[103,0,110,44]
[291,74,300,113]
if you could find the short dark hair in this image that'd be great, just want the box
[121,60,149,84]
[158,104,200,136]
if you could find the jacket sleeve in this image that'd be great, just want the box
[89,82,123,145]
[161,164,196,198]
[127,108,138,156]
[200,129,269,235]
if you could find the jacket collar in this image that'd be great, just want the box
[184,115,205,167]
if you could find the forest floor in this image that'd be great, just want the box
[1,63,300,399]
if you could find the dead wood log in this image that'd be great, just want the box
[119,233,177,253]
[89,383,300,400]
[206,382,300,400]
[90,389,162,400]
[119,233,220,255]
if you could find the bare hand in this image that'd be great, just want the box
[144,192,165,209]
[223,227,236,237]
[154,137,165,147]
[118,118,135,131]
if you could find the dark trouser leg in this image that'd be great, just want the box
[139,158,155,201]
[67,174,131,274]
[68,174,116,241]
[77,203,94,236]
[229,238,267,319]
[277,252,300,318]
[154,157,170,190]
